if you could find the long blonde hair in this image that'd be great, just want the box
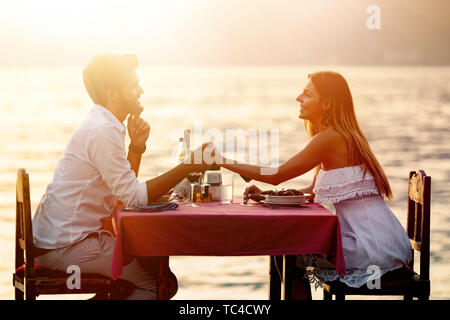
[306,71,393,200]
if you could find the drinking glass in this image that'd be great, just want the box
[220,173,234,203]
[185,172,202,207]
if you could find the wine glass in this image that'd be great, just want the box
[240,175,253,206]
[184,172,202,207]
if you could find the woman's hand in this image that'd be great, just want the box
[305,192,315,202]
[298,186,315,202]
[244,184,267,203]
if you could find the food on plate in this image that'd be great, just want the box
[261,189,304,196]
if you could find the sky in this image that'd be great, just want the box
[1,0,449,66]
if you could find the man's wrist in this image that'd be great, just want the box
[129,143,146,154]
[178,162,193,174]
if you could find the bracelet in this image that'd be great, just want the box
[129,143,146,154]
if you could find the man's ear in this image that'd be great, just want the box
[106,89,119,104]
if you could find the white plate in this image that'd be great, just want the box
[261,198,307,205]
[264,194,306,204]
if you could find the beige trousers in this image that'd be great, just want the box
[35,232,163,300]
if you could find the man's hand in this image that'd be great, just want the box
[100,215,116,236]
[185,142,214,172]
[145,142,214,203]
[209,144,224,167]
[127,114,150,148]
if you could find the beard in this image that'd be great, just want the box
[120,94,143,117]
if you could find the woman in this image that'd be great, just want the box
[215,71,412,288]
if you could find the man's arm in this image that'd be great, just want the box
[127,114,149,177]
[127,145,143,177]
[126,114,213,203]
[145,144,212,204]
[145,163,192,203]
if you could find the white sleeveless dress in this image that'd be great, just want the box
[307,165,412,288]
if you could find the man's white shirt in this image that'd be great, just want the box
[33,104,148,249]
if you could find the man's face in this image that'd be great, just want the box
[119,71,144,116]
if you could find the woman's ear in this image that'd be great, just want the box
[321,98,332,111]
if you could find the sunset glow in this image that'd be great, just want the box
[1,0,449,303]
[2,0,200,65]
[2,0,447,66]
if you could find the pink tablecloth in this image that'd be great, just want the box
[110,201,346,280]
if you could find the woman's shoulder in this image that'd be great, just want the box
[311,128,351,168]
[312,127,346,146]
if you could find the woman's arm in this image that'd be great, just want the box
[297,165,319,194]
[221,131,331,185]
[243,166,319,203]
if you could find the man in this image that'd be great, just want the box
[32,54,210,299]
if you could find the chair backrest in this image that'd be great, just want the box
[16,168,36,278]
[406,170,431,281]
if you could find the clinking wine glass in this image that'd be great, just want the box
[240,175,253,206]
[185,172,202,207]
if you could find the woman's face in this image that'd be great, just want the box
[296,78,323,122]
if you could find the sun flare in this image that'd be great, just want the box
[6,0,194,44]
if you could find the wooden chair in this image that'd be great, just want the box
[12,168,134,300]
[322,170,431,300]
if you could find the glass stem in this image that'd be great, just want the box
[244,182,249,204]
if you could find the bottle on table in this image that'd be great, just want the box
[173,136,191,201]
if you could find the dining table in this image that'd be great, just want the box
[110,199,346,300]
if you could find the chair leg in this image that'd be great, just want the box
[404,294,413,300]
[15,288,24,300]
[25,290,36,300]
[418,295,429,301]
[269,256,282,300]
[335,294,345,301]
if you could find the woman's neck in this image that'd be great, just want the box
[310,120,329,136]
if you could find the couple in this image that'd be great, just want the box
[32,54,411,300]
